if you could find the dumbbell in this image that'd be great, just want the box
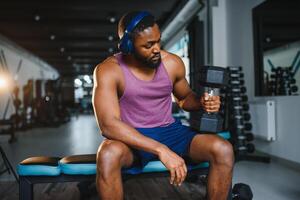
[236,123,252,131]
[229,73,244,78]
[232,104,249,111]
[229,79,245,85]
[232,183,253,200]
[234,139,255,153]
[232,95,248,102]
[231,87,247,93]
[228,66,242,71]
[237,133,254,142]
[233,113,251,121]
[198,66,228,133]
[290,85,298,93]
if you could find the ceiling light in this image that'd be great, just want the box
[265,37,271,43]
[108,48,114,53]
[67,56,72,61]
[109,17,116,23]
[0,76,8,89]
[108,35,114,41]
[60,47,65,53]
[50,35,56,40]
[84,64,89,68]
[74,78,82,87]
[83,75,92,84]
[34,15,40,21]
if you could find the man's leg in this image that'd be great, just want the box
[188,134,234,200]
[96,139,135,200]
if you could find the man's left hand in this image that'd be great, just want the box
[200,92,221,113]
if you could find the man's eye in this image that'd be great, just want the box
[145,44,152,48]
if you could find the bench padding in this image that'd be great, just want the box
[18,157,61,176]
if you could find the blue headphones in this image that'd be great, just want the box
[119,11,150,54]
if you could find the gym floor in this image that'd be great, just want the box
[0,115,299,200]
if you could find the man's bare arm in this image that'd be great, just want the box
[172,55,220,112]
[171,56,202,111]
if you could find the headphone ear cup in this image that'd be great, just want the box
[119,34,132,54]
[126,39,133,54]
[119,33,135,54]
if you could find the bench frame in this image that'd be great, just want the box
[20,167,233,200]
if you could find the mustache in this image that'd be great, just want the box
[151,54,161,59]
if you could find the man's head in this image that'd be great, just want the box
[118,11,161,69]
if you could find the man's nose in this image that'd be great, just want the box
[152,43,160,53]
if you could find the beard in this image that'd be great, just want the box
[132,50,161,69]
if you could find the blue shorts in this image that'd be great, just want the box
[124,119,198,173]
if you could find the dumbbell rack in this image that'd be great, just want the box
[225,66,270,163]
[268,66,298,96]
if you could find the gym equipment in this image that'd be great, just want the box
[119,11,150,54]
[232,183,253,200]
[225,66,270,163]
[198,66,228,133]
[0,145,19,182]
[18,132,237,200]
[266,54,299,96]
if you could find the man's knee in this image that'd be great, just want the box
[96,140,127,171]
[211,138,234,167]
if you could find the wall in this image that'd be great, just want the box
[211,0,300,164]
[0,34,59,120]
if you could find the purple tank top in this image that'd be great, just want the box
[116,53,175,128]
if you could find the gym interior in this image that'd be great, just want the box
[0,0,300,199]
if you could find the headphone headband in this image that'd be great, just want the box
[124,11,150,34]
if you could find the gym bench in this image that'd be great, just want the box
[18,132,231,200]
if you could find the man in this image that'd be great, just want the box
[92,11,234,200]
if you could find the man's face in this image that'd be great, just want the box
[132,24,161,69]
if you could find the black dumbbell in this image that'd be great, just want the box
[198,66,228,133]
[237,133,254,142]
[232,104,249,111]
[244,123,252,131]
[232,95,248,102]
[243,113,251,121]
[236,123,252,131]
[231,87,247,93]
[290,85,298,93]
[228,66,243,71]
[232,183,253,200]
[233,113,251,121]
[229,72,244,78]
[230,80,245,85]
[237,143,255,153]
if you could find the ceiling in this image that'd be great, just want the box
[0,0,185,77]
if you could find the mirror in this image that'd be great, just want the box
[253,0,300,96]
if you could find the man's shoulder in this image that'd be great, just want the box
[161,51,184,67]
[94,55,121,79]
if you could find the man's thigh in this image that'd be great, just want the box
[187,134,230,163]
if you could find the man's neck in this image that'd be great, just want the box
[123,54,156,74]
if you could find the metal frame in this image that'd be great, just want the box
[19,167,212,200]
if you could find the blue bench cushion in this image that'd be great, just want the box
[17,157,61,176]
[59,154,97,175]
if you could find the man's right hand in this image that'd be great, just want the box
[157,146,187,186]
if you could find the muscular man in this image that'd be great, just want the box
[92,11,234,200]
